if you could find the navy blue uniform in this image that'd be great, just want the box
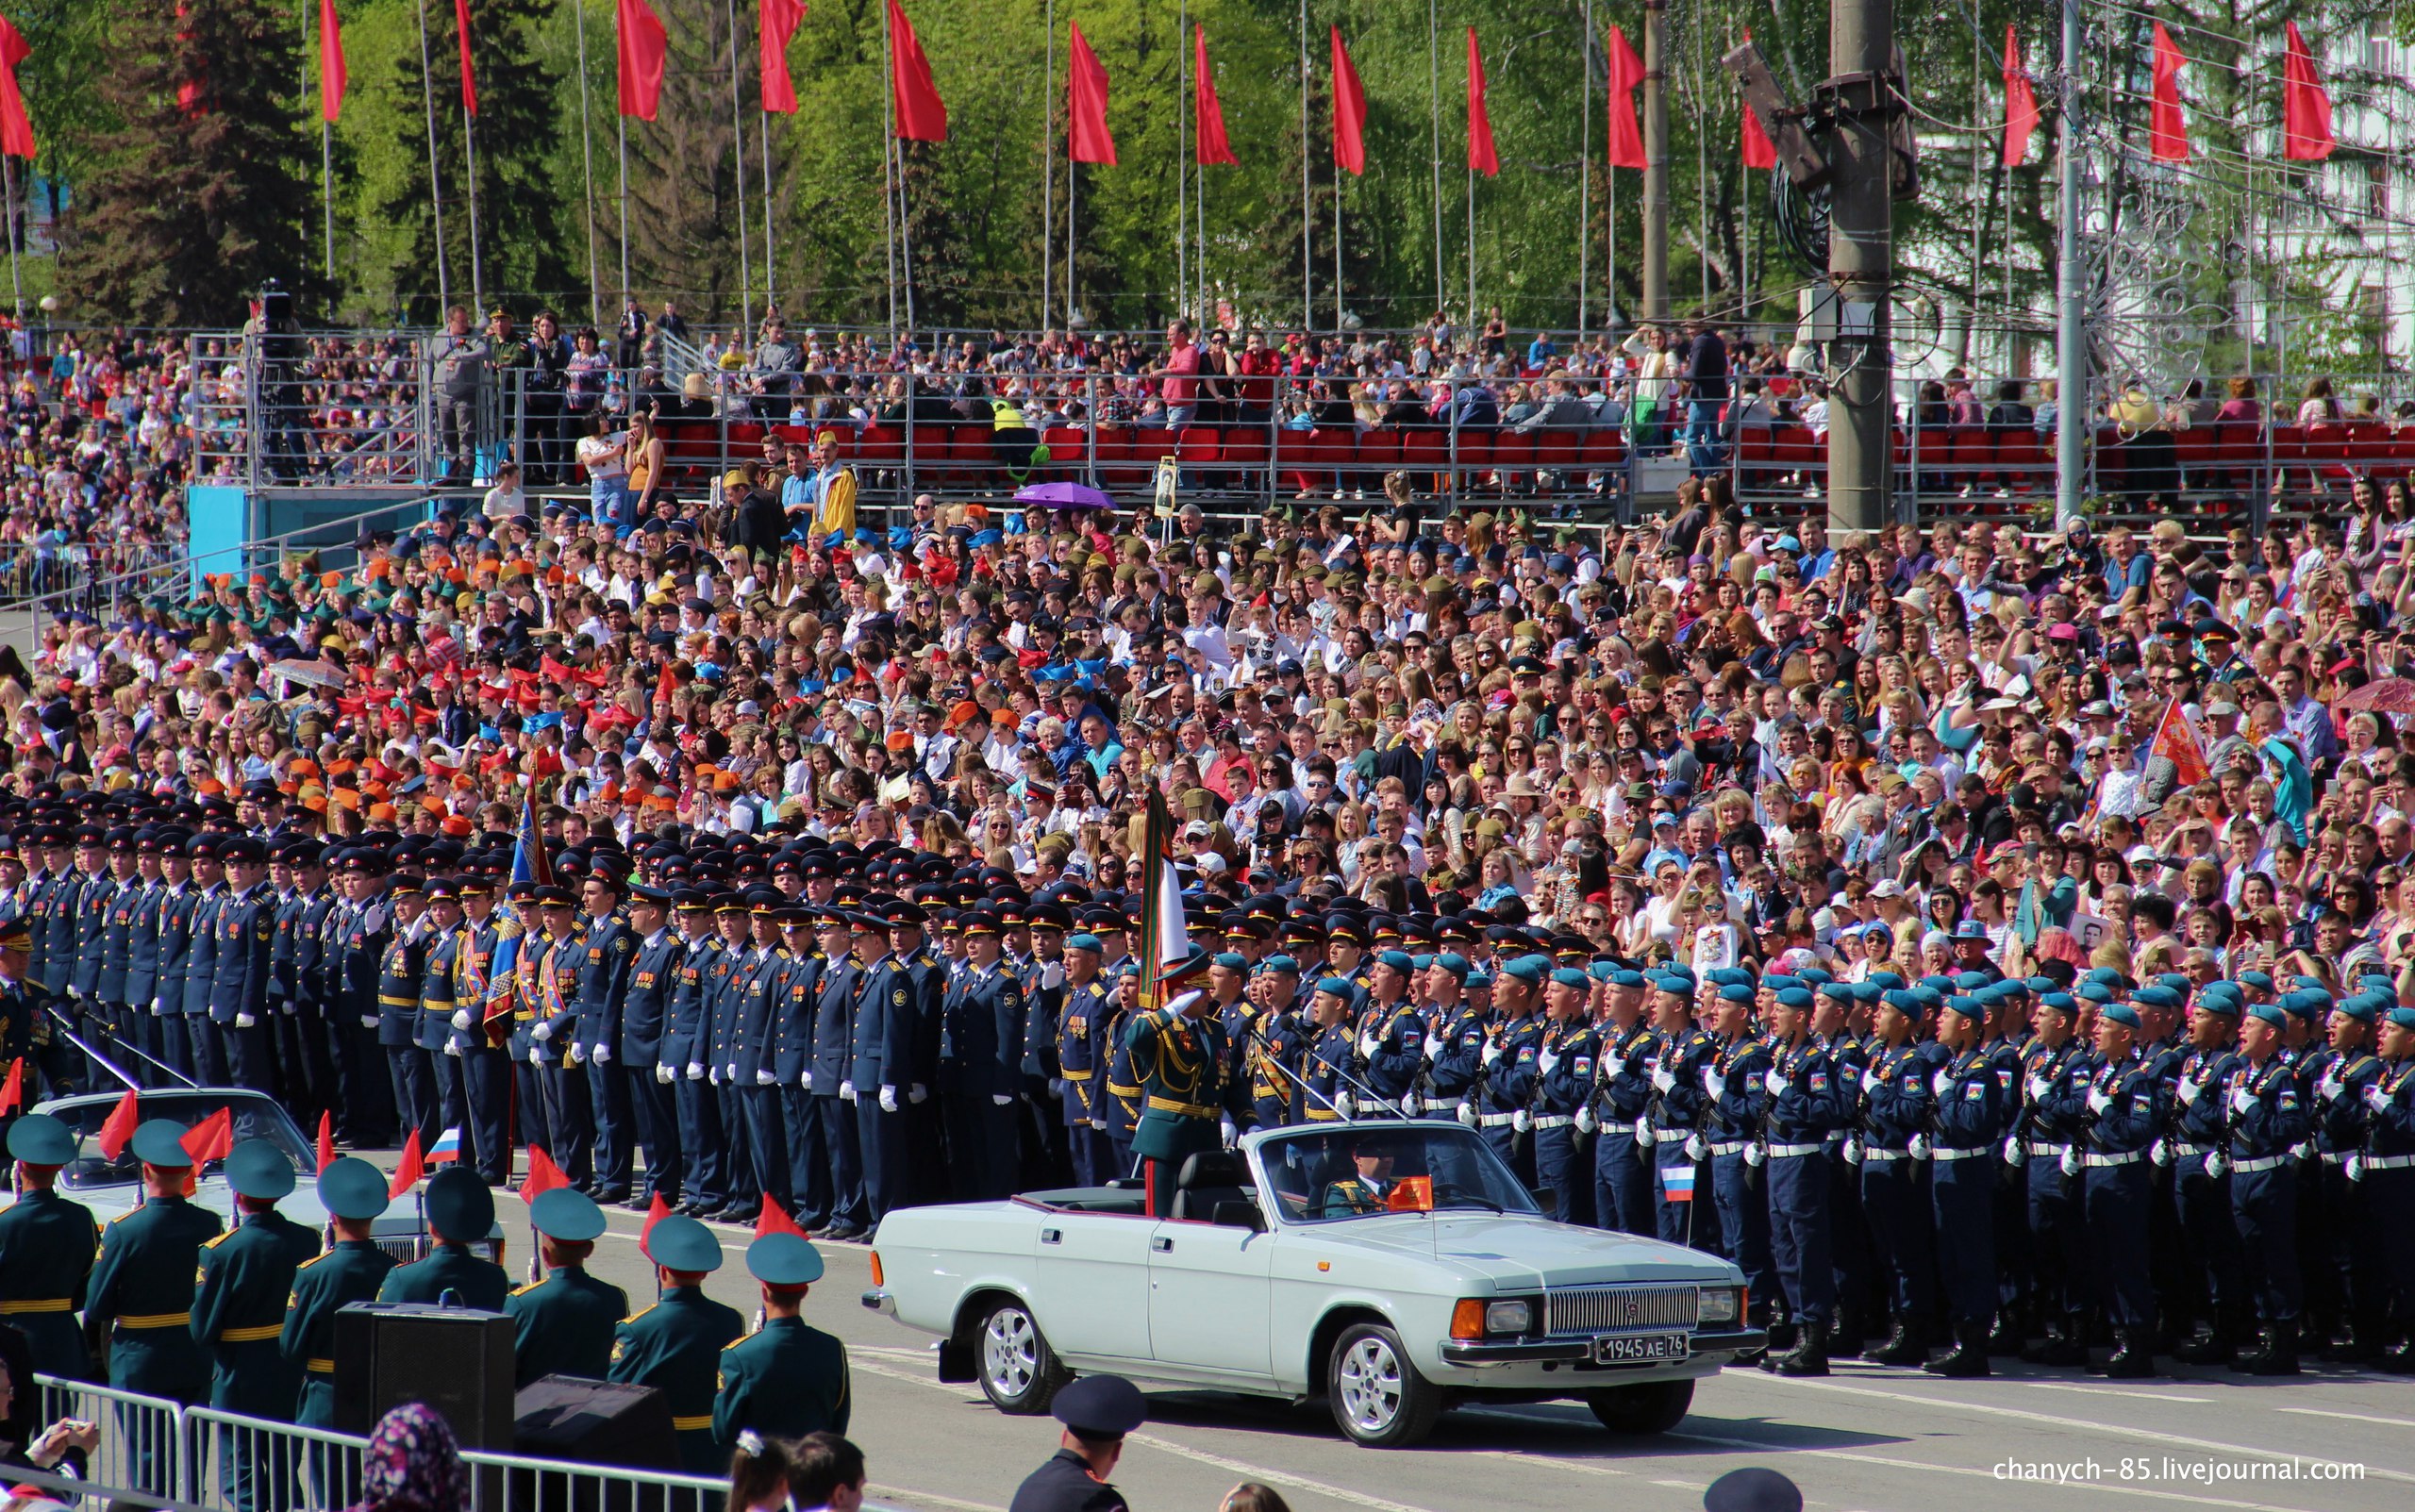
[1929,1047,2010,1329]
[938,961,1025,1200]
[1589,1022,1657,1235]
[2225,1055,2311,1329]
[1764,1037,1847,1325]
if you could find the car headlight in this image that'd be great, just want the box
[1697,1286,1740,1325]
[1484,1300,1532,1336]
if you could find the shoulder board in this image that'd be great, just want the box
[203,1230,233,1250]
[295,1251,333,1271]
[620,1302,659,1327]
[720,1334,753,1352]
[510,1280,544,1298]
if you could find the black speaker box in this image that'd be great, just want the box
[332,1302,517,1449]
[512,1375,677,1470]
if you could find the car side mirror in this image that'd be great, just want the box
[1211,1199,1265,1233]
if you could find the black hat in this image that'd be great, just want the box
[1051,1373,1147,1438]
[1705,1469,1803,1512]
[425,1166,495,1243]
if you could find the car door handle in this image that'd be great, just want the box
[1041,1228,1061,1245]
[1151,1236,1173,1253]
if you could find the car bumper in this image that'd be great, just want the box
[1438,1328,1766,1367]
[860,1288,896,1317]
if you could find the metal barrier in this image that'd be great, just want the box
[36,1372,189,1503]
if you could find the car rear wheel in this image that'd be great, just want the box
[974,1298,1068,1416]
[1587,1378,1694,1435]
[1328,1322,1441,1447]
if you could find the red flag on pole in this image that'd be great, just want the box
[181,1106,233,1166]
[454,0,477,116]
[1738,28,1775,170]
[638,1190,673,1257]
[888,0,946,141]
[2281,22,2333,162]
[519,1144,572,1203]
[316,1111,335,1173]
[1329,26,1365,176]
[2151,698,2212,788]
[1604,25,1644,171]
[387,1129,425,1199]
[174,2,204,115]
[0,1059,22,1117]
[317,0,346,125]
[615,0,668,121]
[756,1194,808,1239]
[1193,25,1234,166]
[1465,26,1498,176]
[760,0,806,115]
[2001,24,2038,168]
[97,1089,140,1161]
[2148,23,2188,163]
[1066,21,1115,166]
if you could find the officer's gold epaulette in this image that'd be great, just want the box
[203,1230,233,1250]
[295,1250,333,1271]
[106,1208,140,1226]
[720,1334,752,1351]
[620,1302,660,1327]
[509,1279,545,1298]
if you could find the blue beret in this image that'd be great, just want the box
[1213,952,1249,971]
[1800,968,1836,986]
[1943,996,1983,1020]
[2075,981,2115,1005]
[1657,965,1697,989]
[1775,988,1815,1010]
[2238,971,2275,991]
[2247,1003,2289,1028]
[2038,992,2076,1014]
[1710,968,1754,988]
[1881,989,1924,1019]
[1502,957,1547,985]
[1465,970,1493,989]
[1377,950,1414,972]
[1587,962,1614,982]
[1410,954,1436,971]
[2195,991,2240,1016]
[1315,976,1356,997]
[1065,932,1103,954]
[2279,989,2330,1019]
[1718,983,1755,1004]
[2134,986,2182,1010]
[1434,952,1471,978]
[1608,970,1645,988]
[1762,974,1802,992]
[2024,976,2059,995]
[1911,985,1943,1008]
[2101,1002,2143,1030]
[1866,971,1904,989]
[1552,968,1591,989]
[1954,972,1991,990]
[2389,1006,2415,1031]
[1818,982,1856,1003]
[1261,954,1300,975]
[2334,993,2379,1023]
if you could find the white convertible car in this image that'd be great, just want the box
[863,1120,1759,1446]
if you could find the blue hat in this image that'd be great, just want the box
[1775,988,1815,1010]
[1718,983,1754,1005]
[1801,967,1836,986]
[1953,971,1990,990]
[1376,950,1413,972]
[2134,985,2182,1010]
[1709,968,1754,988]
[5,1113,71,1165]
[1262,954,1300,975]
[1657,964,1697,989]
[130,1119,192,1168]
[1434,952,1471,979]
[746,1232,825,1288]
[1608,969,1645,988]
[1213,952,1248,971]
[1881,989,1924,1020]
[1314,976,1355,997]
[530,1187,608,1242]
[2075,980,2114,1005]
[225,1138,295,1201]
[1552,967,1591,989]
[2038,992,2075,1015]
[646,1214,724,1272]
[2100,1002,2143,1030]
[2389,1006,2415,1031]
[318,1156,391,1221]
[1943,996,1982,1020]
[1052,1373,1147,1437]
[2278,989,2330,1019]
[2335,993,2380,1024]
[1465,970,1493,989]
[2195,990,2240,1016]
[1066,933,1103,954]
[1866,971,1903,989]
[2238,971,2275,992]
[2246,1003,2289,1029]
[1762,974,1801,992]
[425,1166,495,1243]
[1501,957,1546,985]
[1952,920,1988,939]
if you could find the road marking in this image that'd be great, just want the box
[2275,1407,2415,1429]
[870,1487,1005,1512]
[1729,1376,2415,1486]
[1998,1381,2213,1404]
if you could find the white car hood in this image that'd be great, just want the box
[1314,1213,1736,1290]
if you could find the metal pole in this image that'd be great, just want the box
[761,112,776,314]
[1578,0,1593,340]
[1641,0,1668,322]
[1336,165,1344,334]
[322,121,336,283]
[1826,0,1893,535]
[898,131,916,333]
[1178,0,1188,322]
[1693,19,1708,311]
[2053,0,2082,528]
[1969,24,1985,366]
[1042,0,1054,331]
[573,0,601,329]
[1,157,19,326]
[1464,160,1474,341]
[1067,150,1076,325]
[1300,0,1311,330]
[617,114,630,313]
[416,0,452,314]
[463,110,484,317]
[882,14,897,341]
[725,0,753,336]
[1429,0,1443,321]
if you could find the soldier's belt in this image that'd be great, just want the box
[1062,1070,1093,1081]
[0,1299,74,1314]
[1767,1141,1826,1158]
[2171,1141,2215,1160]
[1106,1082,1141,1098]
[1860,1148,1910,1163]
[671,1415,713,1433]
[2320,1151,2355,1167]
[1929,1146,1990,1162]
[307,1358,335,1374]
[1531,1114,1576,1130]
[2081,1151,2143,1168]
[2024,1141,2070,1158]
[378,995,418,1008]
[2231,1155,2290,1173]
[2365,1155,2415,1171]
[1709,1140,1748,1156]
[117,1312,192,1330]
[1146,1097,1218,1118]
[1476,1111,1519,1128]
[221,1323,282,1343]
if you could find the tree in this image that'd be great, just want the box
[58,0,313,324]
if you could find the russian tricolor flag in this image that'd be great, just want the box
[429,1126,464,1164]
[1661,1162,1696,1203]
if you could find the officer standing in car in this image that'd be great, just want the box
[0,1112,99,1379]
[1007,1373,1144,1512]
[505,1188,626,1387]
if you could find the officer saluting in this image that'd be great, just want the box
[379,1167,509,1310]
[0,1113,99,1380]
[712,1232,849,1453]
[1007,1373,1145,1512]
[505,1188,627,1387]
[282,1157,398,1426]
[609,1215,743,1474]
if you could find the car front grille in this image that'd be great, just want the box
[1544,1285,1700,1336]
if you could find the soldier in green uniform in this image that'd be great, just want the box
[0,1113,99,1380]
[377,1168,508,1310]
[608,1215,742,1475]
[84,1118,222,1494]
[1317,1138,1399,1218]
[282,1157,397,1427]
[504,1188,626,1387]
[193,1139,319,1511]
[1124,964,1232,1217]
[712,1232,849,1454]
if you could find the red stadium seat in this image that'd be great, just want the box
[1041,425,1089,481]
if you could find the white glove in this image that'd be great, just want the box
[151,997,165,1017]
[878,1085,898,1112]
[1703,1068,1725,1099]
[1743,1141,1765,1168]
[1539,1048,1561,1075]
[1456,1101,1477,1127]
[908,1084,928,1104]
[2176,1075,2203,1106]
[2151,1138,2172,1167]
[1606,1055,1625,1078]
[991,1092,1012,1105]
[1652,1067,1676,1093]
[758,1070,778,1086]
[1512,1109,1532,1134]
[1908,1133,1932,1160]
[2318,1073,2344,1103]
[2290,1140,2313,1163]
[442,1040,461,1056]
[2026,1074,2050,1104]
[2347,1155,2366,1183]
[1335,1090,1356,1119]
[2002,1137,2024,1165]
[1048,1077,1067,1098]
[281,1003,298,1017]
[1219,1117,1238,1151]
[567,1042,587,1065]
[2228,1085,2254,1116]
[686,1060,704,1080]
[2365,1083,2389,1111]
[708,1066,722,1085]
[2206,1152,2227,1179]
[1422,1034,1442,1061]
[234,1011,255,1029]
[801,1072,814,1092]
[1482,1038,1505,1067]
[529,1047,544,1066]
[725,1062,738,1079]
[1634,1118,1655,1146]
[1575,1105,1597,1134]
[1843,1137,1864,1166]
[593,1044,611,1064]
[532,1020,554,1041]
[2088,1088,2112,1115]
[1763,1067,1786,1098]
[361,1015,381,1030]
[451,1009,473,1032]
[1400,1092,1421,1117]
[1040,962,1063,990]
[1683,1133,1707,1160]
[2058,1146,2081,1177]
[656,1063,675,1084]
[1089,1116,1107,1131]
[1929,1070,1951,1099]
[840,1082,858,1103]
[1357,1032,1379,1060]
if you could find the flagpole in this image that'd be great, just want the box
[897,132,916,334]
[322,122,336,283]
[1177,0,1188,323]
[724,0,753,337]
[1428,0,1442,321]
[1464,158,1474,338]
[463,109,485,318]
[617,112,631,315]
[1066,142,1076,325]
[881,10,897,341]
[1298,0,1310,330]
[1,157,19,328]
[415,0,452,314]
[760,111,776,316]
[1577,0,1594,341]
[1041,0,1053,331]
[573,0,601,329]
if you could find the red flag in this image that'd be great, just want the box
[1737,28,1775,170]
[1465,26,1498,176]
[615,0,668,121]
[756,1194,808,1239]
[2281,22,2333,162]
[387,1129,425,1199]
[1329,26,1365,176]
[887,0,946,141]
[454,0,477,116]
[2001,25,2038,168]
[316,1111,335,1173]
[0,1059,21,1118]
[2151,698,2211,788]
[182,1106,233,1166]
[174,1,203,115]
[97,1089,140,1161]
[760,0,806,115]
[0,16,26,158]
[1193,25,1234,166]
[638,1190,673,1258]
[520,1144,572,1204]
[316,0,346,124]
[1066,22,1115,166]
[1604,25,1644,171]
[2148,23,2188,163]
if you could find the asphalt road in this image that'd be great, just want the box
[460,1188,2414,1512]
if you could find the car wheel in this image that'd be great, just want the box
[1587,1378,1694,1435]
[1328,1322,1441,1447]
[974,1298,1068,1416]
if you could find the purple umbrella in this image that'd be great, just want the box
[1012,480,1118,509]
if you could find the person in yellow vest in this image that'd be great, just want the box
[805,432,857,543]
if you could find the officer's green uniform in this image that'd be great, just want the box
[608,1216,743,1474]
[1317,1175,1388,1217]
[712,1233,849,1453]
[85,1122,223,1404]
[504,1188,626,1387]
[0,1116,99,1380]
[1124,983,1234,1214]
[281,1158,398,1428]
[192,1144,320,1417]
[377,1167,509,1310]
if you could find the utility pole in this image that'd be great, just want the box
[1826,0,1894,536]
[2053,0,2084,528]
[1640,0,1669,322]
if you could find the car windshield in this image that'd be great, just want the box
[44,1092,316,1192]
[1257,1124,1544,1223]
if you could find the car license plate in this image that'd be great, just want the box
[1593,1332,1689,1364]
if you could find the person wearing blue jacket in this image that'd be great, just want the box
[1924,994,2008,1377]
[1857,989,1940,1366]
[2070,1000,2162,1377]
[2226,1000,2313,1374]
[1761,986,1848,1375]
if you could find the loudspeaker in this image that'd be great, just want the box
[333,1303,517,1449]
[513,1376,677,1470]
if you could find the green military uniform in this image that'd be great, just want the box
[1124,984,1234,1214]
[281,1157,398,1428]
[711,1233,849,1454]
[608,1216,742,1475]
[193,1210,321,1414]
[1317,1175,1388,1218]
[505,1188,626,1387]
[0,1115,100,1381]
[378,1167,508,1310]
[85,1125,224,1403]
